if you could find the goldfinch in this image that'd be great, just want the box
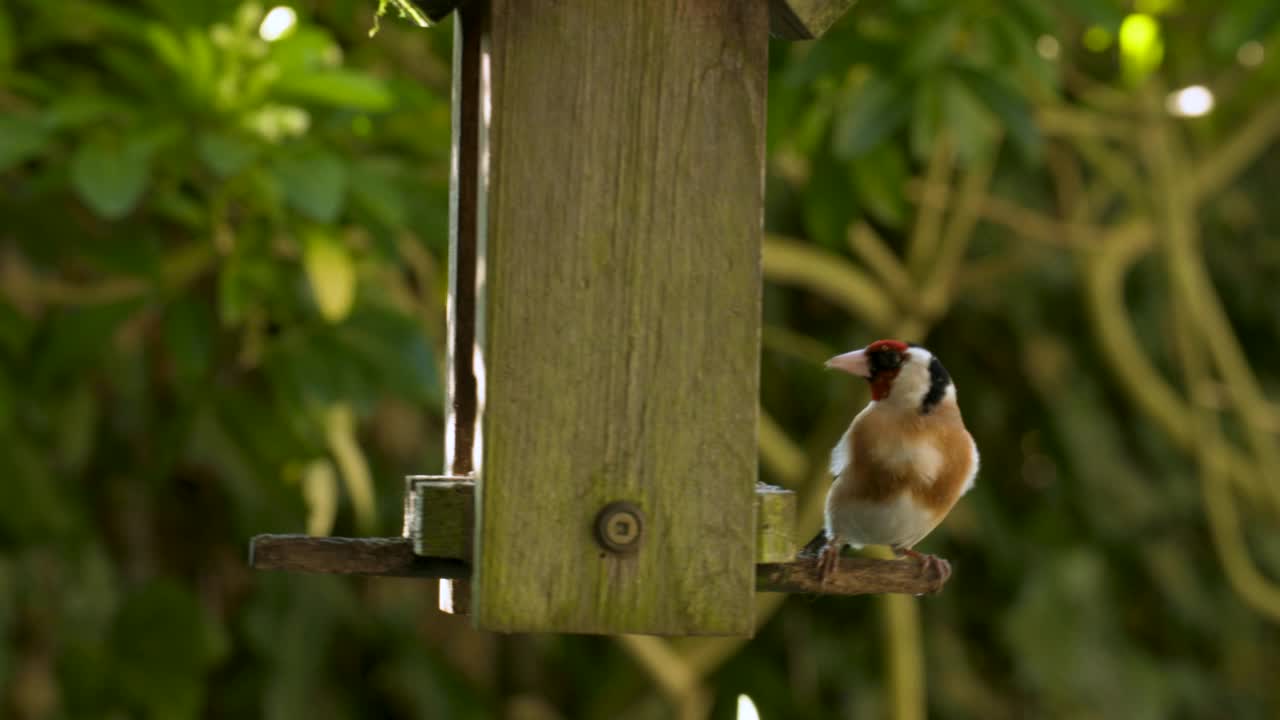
[816,339,978,582]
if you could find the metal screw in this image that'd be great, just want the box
[595,501,644,553]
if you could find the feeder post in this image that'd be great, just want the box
[447,0,767,635]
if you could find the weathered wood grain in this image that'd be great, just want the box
[249,535,469,579]
[468,0,768,635]
[249,535,950,596]
[768,0,858,40]
[757,556,950,595]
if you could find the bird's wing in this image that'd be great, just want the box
[960,432,979,496]
[829,423,854,478]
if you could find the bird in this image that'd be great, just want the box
[813,339,978,583]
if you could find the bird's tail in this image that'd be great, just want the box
[798,529,827,558]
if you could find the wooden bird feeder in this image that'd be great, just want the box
[250,0,949,637]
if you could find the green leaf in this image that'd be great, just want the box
[36,301,145,386]
[70,136,156,219]
[111,580,227,720]
[216,252,278,327]
[1007,0,1056,34]
[0,300,30,356]
[272,146,347,222]
[0,2,14,72]
[900,10,959,74]
[955,67,1042,162]
[1060,0,1126,27]
[802,151,858,250]
[274,70,395,112]
[909,78,943,164]
[0,441,76,542]
[1209,0,1280,56]
[335,304,441,405]
[269,27,339,72]
[850,143,909,230]
[197,131,258,178]
[832,75,911,160]
[349,160,408,228]
[42,94,122,130]
[941,74,999,165]
[163,300,214,387]
[0,114,50,172]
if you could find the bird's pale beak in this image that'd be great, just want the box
[825,349,872,378]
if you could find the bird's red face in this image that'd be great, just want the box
[826,339,910,401]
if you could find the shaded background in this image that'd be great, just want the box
[3,0,1280,717]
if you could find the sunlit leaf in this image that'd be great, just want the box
[324,403,376,534]
[1119,14,1164,86]
[301,458,339,537]
[303,229,357,323]
[370,0,433,37]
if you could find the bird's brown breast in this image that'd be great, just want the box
[836,401,975,518]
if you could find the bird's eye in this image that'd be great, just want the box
[872,350,901,371]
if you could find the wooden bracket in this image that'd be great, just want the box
[407,478,801,566]
[768,0,858,40]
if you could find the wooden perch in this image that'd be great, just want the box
[250,535,468,579]
[251,477,950,599]
[758,556,949,596]
[249,535,949,596]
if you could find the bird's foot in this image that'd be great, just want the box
[898,548,952,585]
[817,541,842,583]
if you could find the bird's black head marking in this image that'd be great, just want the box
[920,356,951,414]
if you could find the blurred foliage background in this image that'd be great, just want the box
[3,0,1280,718]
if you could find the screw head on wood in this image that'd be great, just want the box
[595,501,644,554]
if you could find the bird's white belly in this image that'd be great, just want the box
[826,492,936,550]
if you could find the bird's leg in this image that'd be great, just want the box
[817,538,843,582]
[897,547,952,584]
